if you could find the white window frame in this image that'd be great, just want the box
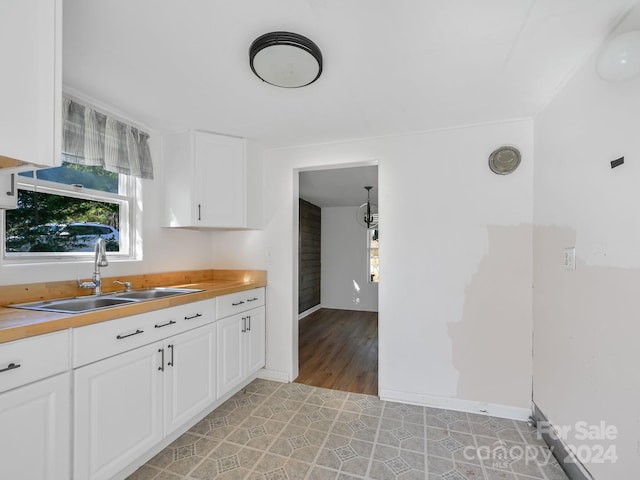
[2,168,139,263]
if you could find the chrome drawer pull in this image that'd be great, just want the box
[155,320,177,329]
[232,301,245,306]
[0,362,21,374]
[247,297,258,302]
[116,329,143,340]
[184,313,202,320]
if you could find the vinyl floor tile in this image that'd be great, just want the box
[126,380,569,480]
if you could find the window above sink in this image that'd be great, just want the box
[2,96,154,264]
[3,161,137,261]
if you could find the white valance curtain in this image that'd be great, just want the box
[62,98,154,179]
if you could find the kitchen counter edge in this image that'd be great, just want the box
[0,280,267,344]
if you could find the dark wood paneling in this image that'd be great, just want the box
[296,308,378,395]
[299,198,321,314]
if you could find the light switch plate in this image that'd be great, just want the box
[563,247,576,270]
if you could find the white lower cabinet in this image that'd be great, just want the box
[217,306,265,398]
[0,289,264,480]
[74,342,164,480]
[216,313,244,396]
[245,307,266,374]
[74,322,216,480]
[163,325,216,436]
[0,372,70,480]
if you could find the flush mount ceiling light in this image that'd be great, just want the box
[356,186,379,229]
[249,31,323,88]
[597,31,640,81]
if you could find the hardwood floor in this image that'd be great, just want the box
[296,308,378,395]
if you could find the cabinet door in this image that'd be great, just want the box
[74,342,163,480]
[0,0,60,167]
[194,132,245,227]
[164,324,216,436]
[245,307,266,375]
[216,313,244,397]
[0,174,17,209]
[0,373,70,480]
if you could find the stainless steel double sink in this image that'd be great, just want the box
[9,288,203,314]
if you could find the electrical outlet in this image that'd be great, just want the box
[564,247,576,270]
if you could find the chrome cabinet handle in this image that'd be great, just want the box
[158,348,164,371]
[0,362,20,374]
[116,329,143,340]
[241,317,246,333]
[247,315,251,332]
[168,344,174,367]
[198,204,202,221]
[247,297,258,302]
[155,320,177,329]
[184,313,202,320]
[232,301,245,306]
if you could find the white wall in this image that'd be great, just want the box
[321,206,378,312]
[533,8,640,478]
[257,118,534,415]
[0,133,215,286]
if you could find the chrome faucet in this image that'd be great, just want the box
[78,238,109,295]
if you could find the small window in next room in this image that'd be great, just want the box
[368,228,379,283]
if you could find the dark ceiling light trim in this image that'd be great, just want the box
[249,31,323,88]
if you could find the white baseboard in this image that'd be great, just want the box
[298,304,323,321]
[256,368,290,383]
[379,388,531,421]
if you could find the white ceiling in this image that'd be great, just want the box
[300,166,378,207]
[63,1,637,148]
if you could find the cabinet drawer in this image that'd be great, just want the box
[174,299,215,332]
[73,299,216,368]
[0,330,70,394]
[73,311,157,368]
[216,287,265,319]
[143,299,215,343]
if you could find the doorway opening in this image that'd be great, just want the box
[295,165,379,395]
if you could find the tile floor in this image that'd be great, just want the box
[127,380,569,480]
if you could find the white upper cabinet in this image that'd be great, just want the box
[0,0,61,170]
[163,130,262,229]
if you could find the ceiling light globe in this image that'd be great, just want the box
[252,45,320,88]
[597,31,640,81]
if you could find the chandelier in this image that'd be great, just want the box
[356,186,378,229]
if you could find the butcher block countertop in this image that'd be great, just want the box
[0,269,266,344]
